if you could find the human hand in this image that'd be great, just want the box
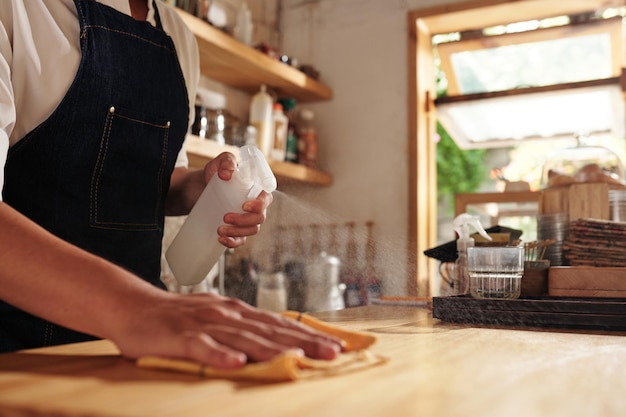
[202,151,238,184]
[203,152,273,249]
[114,291,344,369]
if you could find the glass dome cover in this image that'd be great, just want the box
[541,135,625,188]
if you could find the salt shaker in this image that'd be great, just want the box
[256,272,287,312]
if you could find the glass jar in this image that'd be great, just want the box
[540,136,625,188]
[256,272,287,312]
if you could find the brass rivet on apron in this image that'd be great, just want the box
[109,106,115,113]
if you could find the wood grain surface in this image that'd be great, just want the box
[1,306,626,417]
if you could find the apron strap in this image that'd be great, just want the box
[152,0,164,30]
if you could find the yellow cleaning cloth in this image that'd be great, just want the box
[281,311,377,352]
[136,312,385,382]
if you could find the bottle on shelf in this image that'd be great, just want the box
[363,221,382,304]
[341,221,362,307]
[243,125,257,147]
[277,98,299,164]
[256,270,287,312]
[233,2,253,46]
[298,109,318,168]
[256,232,287,312]
[309,224,321,256]
[303,223,344,312]
[242,257,259,306]
[249,85,274,158]
[328,223,339,258]
[270,102,288,161]
[223,255,258,307]
[344,277,361,308]
[284,225,306,311]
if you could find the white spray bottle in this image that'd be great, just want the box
[452,213,492,295]
[166,145,277,286]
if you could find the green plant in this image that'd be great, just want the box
[436,121,486,209]
[435,61,486,213]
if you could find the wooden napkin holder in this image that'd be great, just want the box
[539,182,610,219]
[549,266,626,298]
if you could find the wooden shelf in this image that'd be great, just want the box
[185,135,333,187]
[175,7,334,187]
[455,191,540,217]
[174,8,333,102]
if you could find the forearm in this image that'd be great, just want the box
[0,203,341,366]
[165,166,205,216]
[0,202,167,341]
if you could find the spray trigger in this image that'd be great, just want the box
[452,213,492,251]
[238,145,277,199]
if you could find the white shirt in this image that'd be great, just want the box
[0,0,199,201]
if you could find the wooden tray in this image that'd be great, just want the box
[549,266,626,298]
[432,295,626,331]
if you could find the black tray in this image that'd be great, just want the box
[432,295,626,331]
[423,225,523,263]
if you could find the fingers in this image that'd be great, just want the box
[188,317,339,364]
[217,212,260,248]
[216,300,345,358]
[217,235,247,248]
[217,191,273,247]
[246,190,273,212]
[222,211,265,229]
[238,309,346,355]
[179,331,247,369]
[217,314,341,360]
[179,326,297,368]
[180,296,342,361]
[224,191,272,226]
[200,325,304,363]
[203,152,237,183]
[118,293,345,370]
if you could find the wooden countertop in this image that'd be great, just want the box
[1,306,626,417]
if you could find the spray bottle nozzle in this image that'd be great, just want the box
[238,145,277,199]
[452,213,492,252]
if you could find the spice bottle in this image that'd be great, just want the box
[249,85,274,158]
[270,103,288,161]
[256,235,288,312]
[277,98,299,163]
[363,221,382,304]
[341,222,362,307]
[256,271,287,312]
[233,2,253,46]
[298,109,318,168]
[284,225,306,311]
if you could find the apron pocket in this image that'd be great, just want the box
[90,105,170,231]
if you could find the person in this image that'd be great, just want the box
[0,0,343,368]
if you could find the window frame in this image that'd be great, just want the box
[406,0,625,297]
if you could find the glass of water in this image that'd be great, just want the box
[467,246,525,299]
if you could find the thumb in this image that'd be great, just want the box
[205,152,237,183]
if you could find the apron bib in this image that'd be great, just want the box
[1,0,189,350]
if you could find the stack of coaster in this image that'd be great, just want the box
[563,218,626,267]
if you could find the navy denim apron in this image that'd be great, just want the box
[0,0,189,351]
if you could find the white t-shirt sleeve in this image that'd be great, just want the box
[0,0,199,201]
[0,2,15,202]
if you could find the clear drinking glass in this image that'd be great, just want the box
[467,247,524,299]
